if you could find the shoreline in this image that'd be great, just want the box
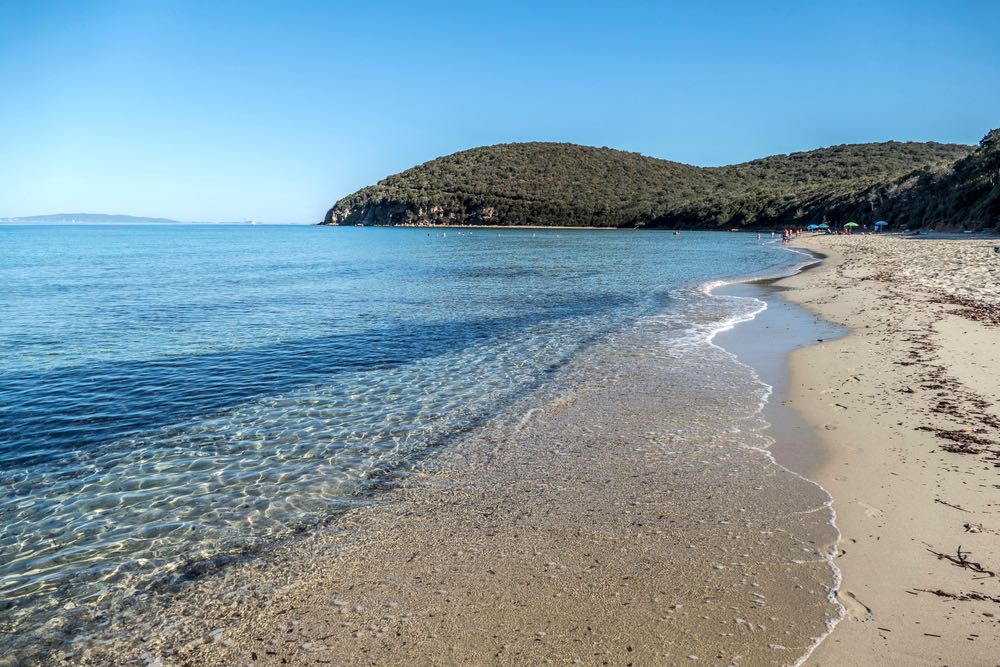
[709,278,849,665]
[319,223,765,232]
[777,235,1000,664]
[320,223,651,230]
[713,277,844,477]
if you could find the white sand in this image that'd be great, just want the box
[782,234,1000,665]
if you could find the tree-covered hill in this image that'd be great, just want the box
[321,133,997,230]
[845,129,1000,229]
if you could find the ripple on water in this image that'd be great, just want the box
[67,274,840,666]
[0,226,805,661]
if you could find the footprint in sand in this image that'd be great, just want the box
[856,501,885,519]
[840,591,874,622]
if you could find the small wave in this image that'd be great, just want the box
[702,263,846,667]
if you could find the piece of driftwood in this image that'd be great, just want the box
[933,498,971,513]
[925,544,996,578]
[915,588,1000,604]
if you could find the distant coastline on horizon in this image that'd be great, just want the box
[0,213,283,225]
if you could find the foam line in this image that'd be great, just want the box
[700,256,845,667]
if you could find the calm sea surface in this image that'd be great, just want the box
[0,225,799,656]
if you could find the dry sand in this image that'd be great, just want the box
[780,234,1000,665]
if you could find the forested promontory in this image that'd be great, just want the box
[322,130,998,230]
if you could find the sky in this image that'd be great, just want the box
[1,1,997,223]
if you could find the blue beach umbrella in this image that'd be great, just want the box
[817,223,829,229]
[874,220,888,228]
[806,224,818,230]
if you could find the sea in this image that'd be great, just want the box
[0,224,833,661]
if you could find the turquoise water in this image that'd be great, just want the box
[0,225,797,656]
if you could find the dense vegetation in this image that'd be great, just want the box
[844,129,1000,230]
[323,131,998,230]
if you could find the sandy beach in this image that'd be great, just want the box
[780,234,1000,665]
[5,1,997,665]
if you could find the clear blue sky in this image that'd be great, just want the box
[1,1,997,223]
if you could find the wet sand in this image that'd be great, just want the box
[68,275,845,666]
[714,279,845,478]
[780,235,1000,665]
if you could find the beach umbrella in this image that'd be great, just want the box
[806,224,818,230]
[844,222,859,228]
[874,220,888,228]
[817,223,829,229]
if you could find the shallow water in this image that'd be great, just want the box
[0,225,806,659]
[70,242,841,666]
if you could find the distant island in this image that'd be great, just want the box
[0,213,188,224]
[322,129,999,231]
[0,213,261,225]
